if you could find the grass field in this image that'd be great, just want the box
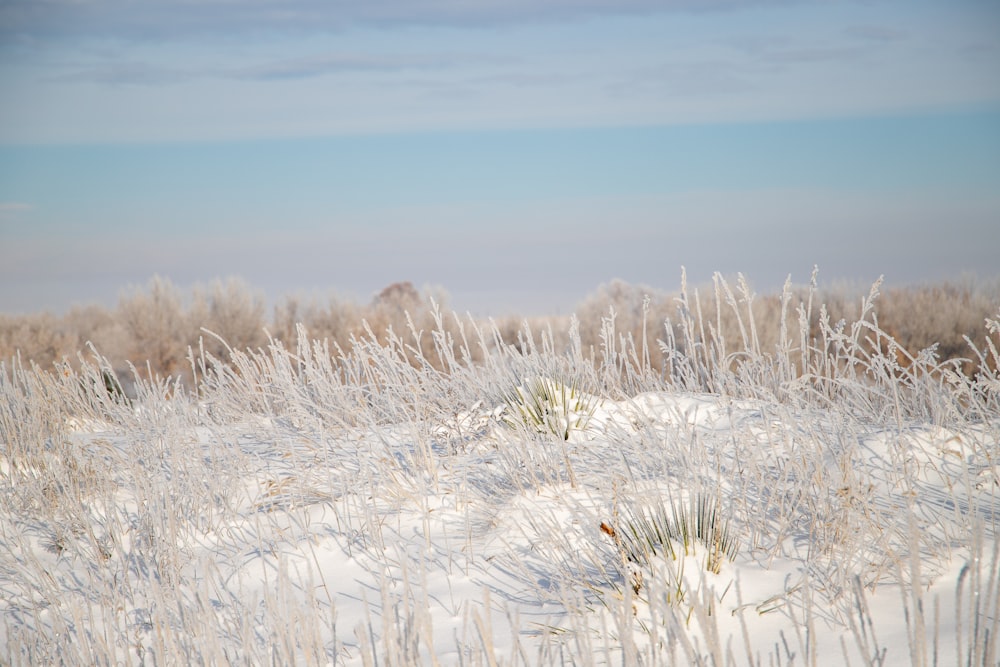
[1,276,997,665]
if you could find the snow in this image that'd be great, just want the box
[1,325,998,666]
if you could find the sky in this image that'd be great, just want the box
[1,0,999,317]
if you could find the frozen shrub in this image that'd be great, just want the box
[366,281,429,344]
[116,275,193,380]
[191,277,268,360]
[0,312,75,370]
[575,279,670,370]
[62,304,126,357]
[363,281,461,369]
[573,273,1000,384]
[876,279,1000,375]
[489,314,572,356]
[294,294,361,349]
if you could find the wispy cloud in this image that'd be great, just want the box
[47,62,191,86]
[844,25,908,43]
[45,50,492,86]
[230,52,492,82]
[0,202,32,212]
[728,34,874,66]
[607,60,755,100]
[0,0,788,43]
[5,0,997,144]
[0,202,33,227]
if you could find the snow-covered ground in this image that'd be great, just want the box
[2,303,998,665]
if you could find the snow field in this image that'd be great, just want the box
[2,285,998,665]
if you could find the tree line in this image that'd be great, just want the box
[2,274,998,392]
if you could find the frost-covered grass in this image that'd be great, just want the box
[1,275,998,665]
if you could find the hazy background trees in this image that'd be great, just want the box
[2,273,998,392]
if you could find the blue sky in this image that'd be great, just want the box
[1,0,999,316]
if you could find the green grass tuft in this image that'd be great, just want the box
[500,376,597,440]
[611,492,740,579]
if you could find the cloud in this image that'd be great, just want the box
[0,203,33,229]
[229,52,491,82]
[44,50,491,86]
[606,60,756,100]
[0,202,32,212]
[0,0,791,43]
[728,34,873,66]
[844,25,908,43]
[47,62,192,86]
